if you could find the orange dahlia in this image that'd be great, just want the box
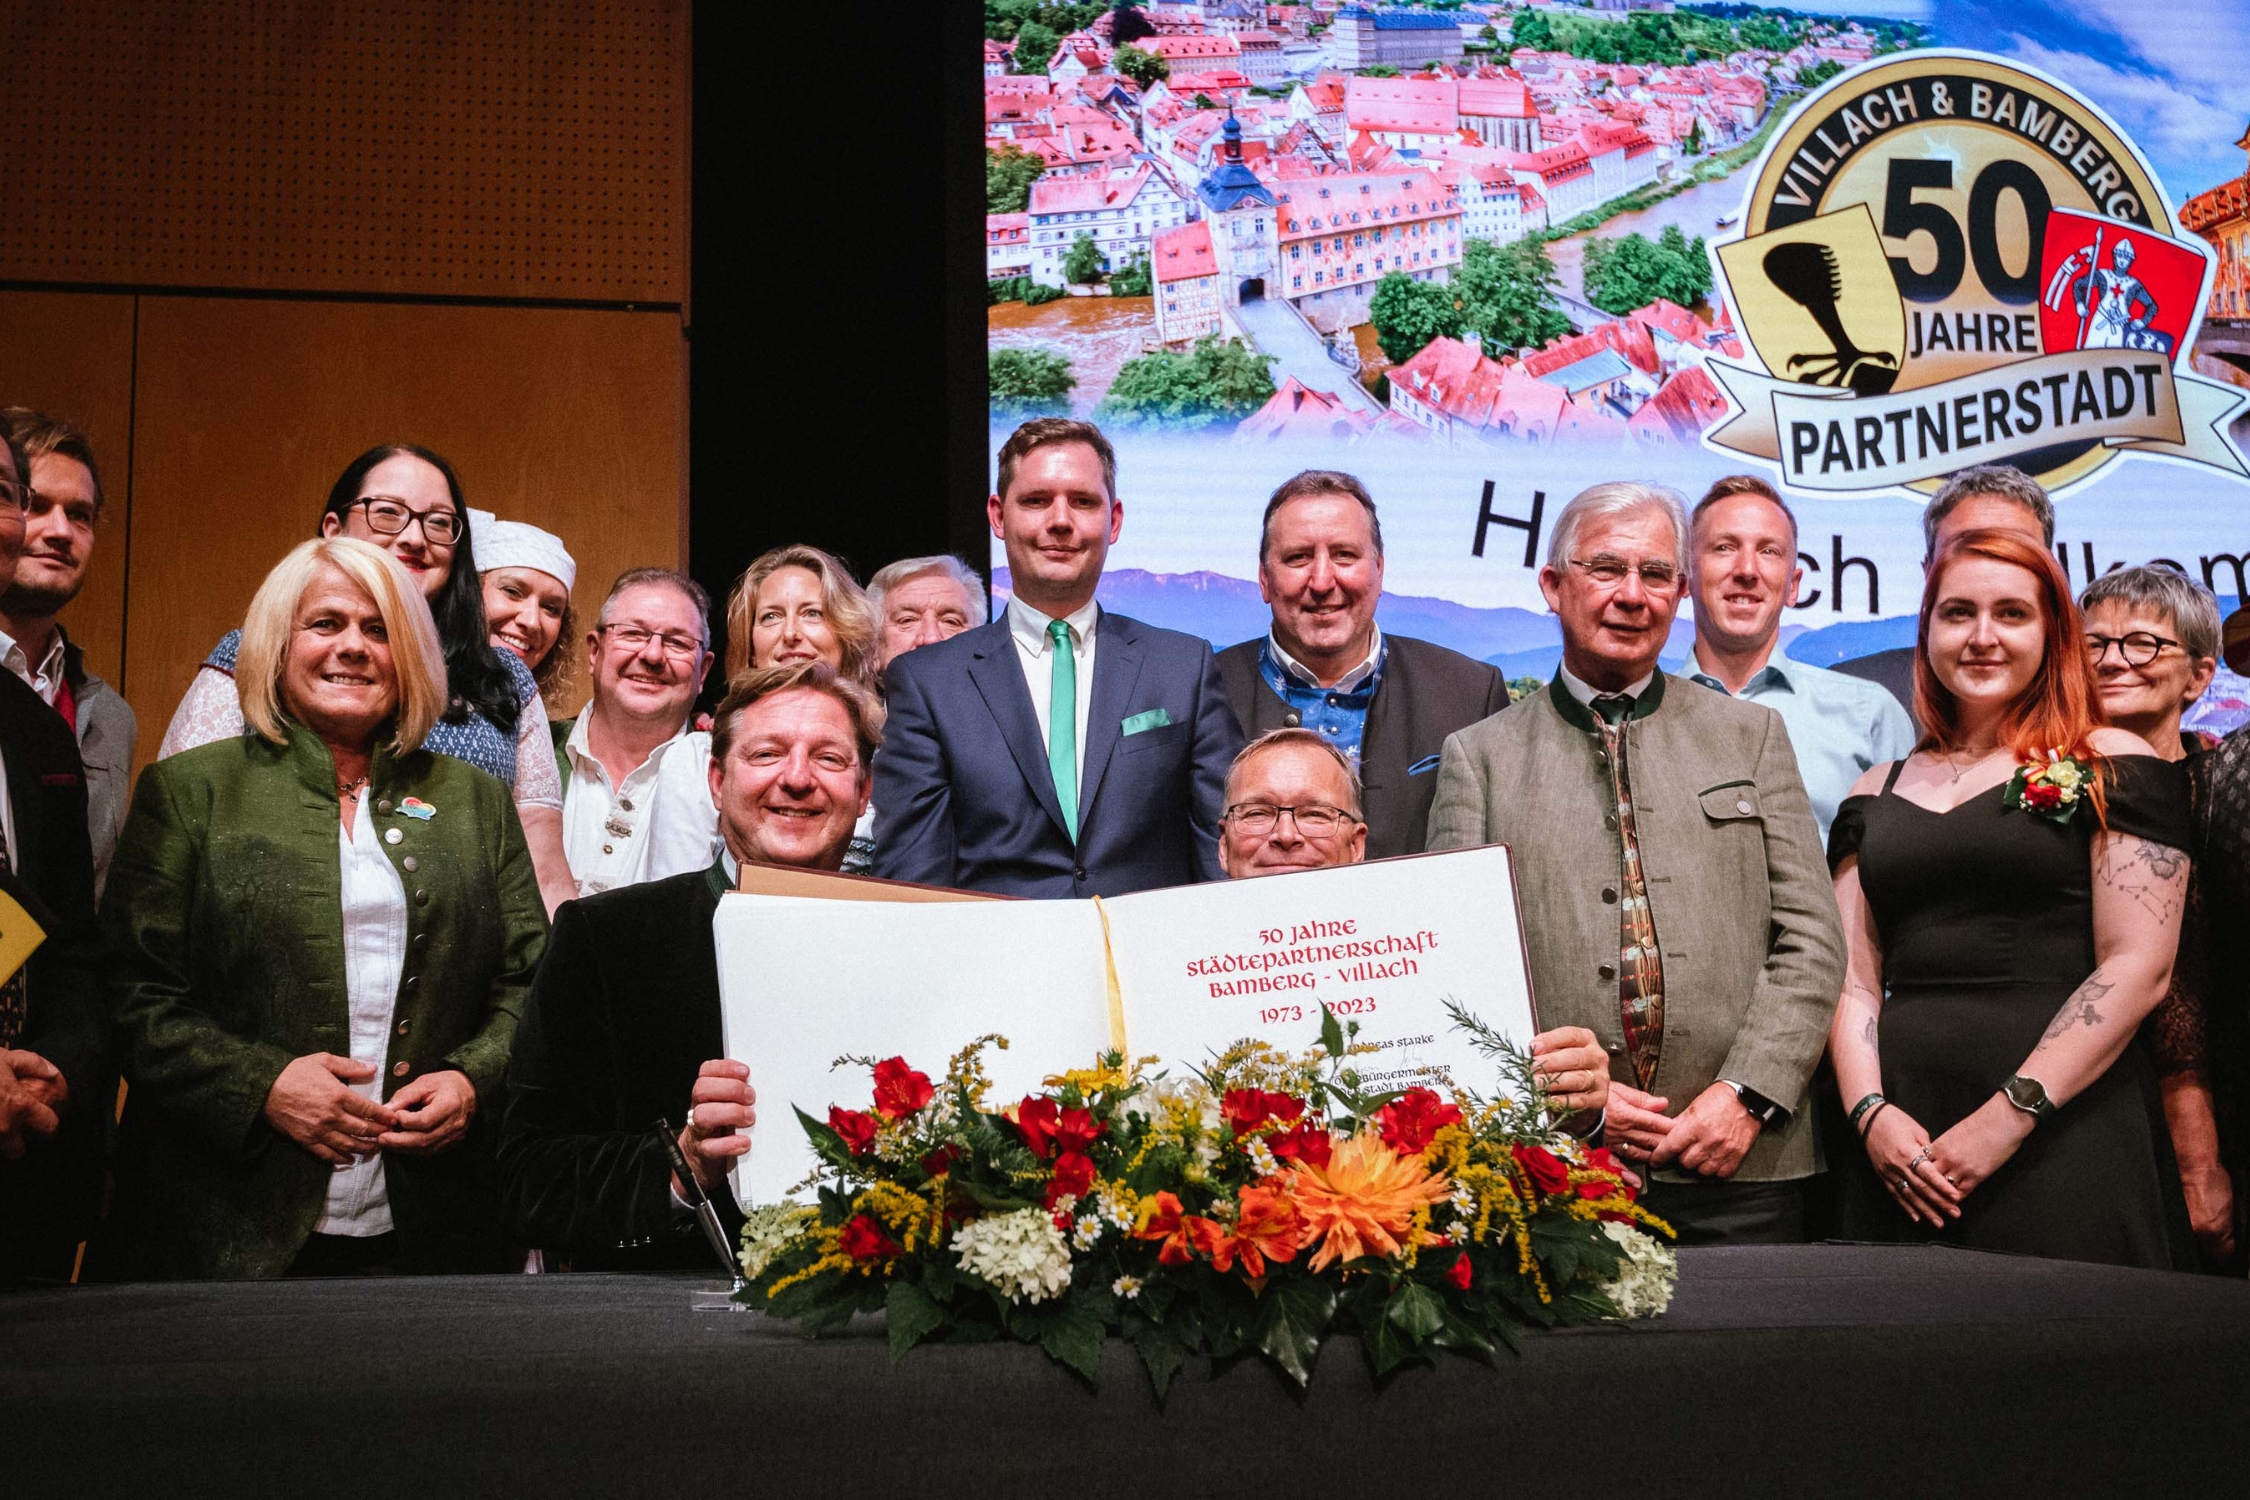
[1287,1132,1451,1272]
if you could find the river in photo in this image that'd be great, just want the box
[988,295,1157,416]
[1546,165,1758,306]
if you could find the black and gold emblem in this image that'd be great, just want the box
[1706,50,2245,494]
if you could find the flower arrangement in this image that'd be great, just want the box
[735,1003,1676,1394]
[2004,749,2093,825]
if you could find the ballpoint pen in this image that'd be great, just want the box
[655,1117,746,1291]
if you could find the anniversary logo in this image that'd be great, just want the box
[1706,51,2249,494]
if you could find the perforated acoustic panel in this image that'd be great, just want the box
[0,1,687,303]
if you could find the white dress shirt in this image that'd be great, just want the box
[0,624,67,707]
[1267,622,1384,692]
[1006,595,1100,784]
[562,715,721,897]
[316,792,407,1237]
[1555,660,1656,711]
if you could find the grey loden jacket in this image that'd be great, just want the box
[64,632,138,900]
[1427,672,1847,1183]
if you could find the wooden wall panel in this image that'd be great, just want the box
[0,1,688,303]
[0,291,135,687]
[126,298,685,773]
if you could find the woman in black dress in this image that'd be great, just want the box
[1826,528,2193,1267]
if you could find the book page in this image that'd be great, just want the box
[713,893,1115,1204]
[1099,845,1537,1095]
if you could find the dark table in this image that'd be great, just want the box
[5,1245,2247,1498]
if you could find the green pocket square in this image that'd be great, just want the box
[1121,708,1174,736]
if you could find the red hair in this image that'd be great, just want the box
[1914,528,2110,815]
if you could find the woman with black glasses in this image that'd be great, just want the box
[159,443,577,911]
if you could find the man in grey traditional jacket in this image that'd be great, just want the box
[1428,481,1845,1244]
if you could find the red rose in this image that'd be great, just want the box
[1007,1096,1060,1158]
[827,1106,879,1156]
[920,1144,963,1178]
[1512,1143,1570,1196]
[1267,1122,1334,1171]
[2021,780,2063,812]
[870,1057,934,1120]
[1045,1149,1097,1208]
[1223,1087,1307,1136]
[1447,1251,1473,1291]
[1052,1105,1106,1156]
[1373,1088,1464,1155]
[838,1213,902,1262]
[1582,1145,1636,1200]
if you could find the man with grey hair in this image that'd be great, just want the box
[1430,481,1845,1243]
[1832,463,2058,718]
[559,567,720,896]
[869,554,985,674]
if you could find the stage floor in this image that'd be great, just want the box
[7,1244,2248,1497]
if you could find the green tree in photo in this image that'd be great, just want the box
[1063,233,1106,285]
[1021,278,1065,305]
[1506,675,1545,703]
[1113,44,1168,90]
[1097,337,1277,429]
[1738,17,1795,53]
[989,346,1077,418]
[1797,58,1843,91]
[1360,64,1400,78]
[1656,224,1712,304]
[1454,237,1569,355]
[1510,11,1554,51]
[1108,251,1153,298]
[1368,272,1463,364]
[1012,20,1058,74]
[986,144,1046,215]
[1192,92,1218,109]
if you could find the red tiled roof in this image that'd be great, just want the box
[1457,76,1535,119]
[1346,75,1458,135]
[1273,169,1459,238]
[1169,69,1254,94]
[1151,220,1217,284]
[1298,79,1346,111]
[1391,336,1511,426]
[1149,35,1241,61]
[986,213,1030,246]
[1239,378,1375,441]
[1630,366,1727,444]
[1628,298,1713,347]
[1523,320,1659,379]
[1028,165,1159,215]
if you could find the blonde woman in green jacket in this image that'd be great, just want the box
[104,537,548,1279]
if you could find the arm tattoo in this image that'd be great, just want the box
[2097,836,2188,926]
[1861,1016,1878,1048]
[2037,969,2114,1050]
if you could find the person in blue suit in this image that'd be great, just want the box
[873,417,1243,897]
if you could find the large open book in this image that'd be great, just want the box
[713,844,1537,1205]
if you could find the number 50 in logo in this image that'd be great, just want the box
[1706,50,2246,496]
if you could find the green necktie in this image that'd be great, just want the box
[1047,617,1079,843]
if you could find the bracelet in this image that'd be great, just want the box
[1847,1091,1887,1132]
[1858,1101,1893,1140]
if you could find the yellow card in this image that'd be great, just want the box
[0,884,48,986]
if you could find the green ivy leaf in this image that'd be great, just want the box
[1319,1003,1345,1059]
[1253,1277,1337,1388]
[886,1279,947,1362]
[1385,1281,1446,1340]
[1131,1322,1186,1403]
[1362,1306,1419,1378]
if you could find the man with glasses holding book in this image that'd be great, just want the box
[1428,482,1845,1244]
[558,569,720,897]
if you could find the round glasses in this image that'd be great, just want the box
[2085,632,2179,668]
[1223,802,1359,837]
[351,497,461,545]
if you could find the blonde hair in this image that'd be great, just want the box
[237,537,449,753]
[724,544,876,688]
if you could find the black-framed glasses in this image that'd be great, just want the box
[2085,632,2180,668]
[1568,556,1680,591]
[351,496,462,544]
[600,624,705,659]
[1223,801,1360,836]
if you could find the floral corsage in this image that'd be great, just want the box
[2003,749,2091,825]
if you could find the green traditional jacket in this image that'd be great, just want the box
[103,724,549,1279]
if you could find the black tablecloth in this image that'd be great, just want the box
[6,1245,2248,1498]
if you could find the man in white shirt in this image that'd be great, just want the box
[1684,476,1914,850]
[560,568,720,897]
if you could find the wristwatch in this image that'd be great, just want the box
[1721,1080,1789,1129]
[2000,1074,2054,1123]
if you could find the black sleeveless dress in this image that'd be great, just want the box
[1827,753,2192,1268]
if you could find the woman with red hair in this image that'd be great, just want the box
[1825,528,2192,1266]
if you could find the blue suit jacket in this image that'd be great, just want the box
[872,611,1244,897]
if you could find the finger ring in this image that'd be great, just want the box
[1907,1146,1932,1171]
[686,1108,700,1136]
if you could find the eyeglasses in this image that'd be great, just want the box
[1223,801,1360,836]
[2085,632,2180,668]
[1567,556,1680,592]
[351,497,461,544]
[0,476,24,513]
[601,624,705,659]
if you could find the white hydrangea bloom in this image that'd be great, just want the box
[1598,1221,1678,1319]
[738,1204,819,1281]
[951,1207,1075,1304]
